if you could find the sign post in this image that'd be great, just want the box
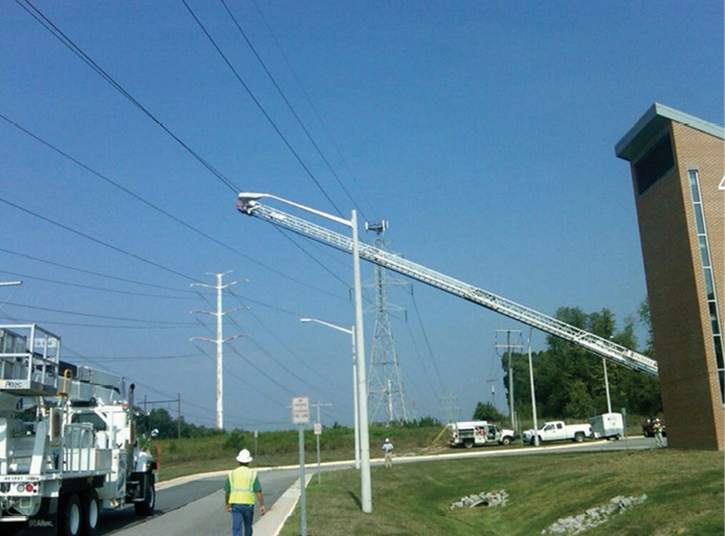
[291,397,309,536]
[313,422,322,484]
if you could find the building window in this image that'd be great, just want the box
[635,134,675,194]
[688,168,724,402]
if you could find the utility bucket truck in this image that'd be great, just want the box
[0,324,157,536]
[448,421,515,448]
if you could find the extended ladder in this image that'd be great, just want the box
[236,197,658,376]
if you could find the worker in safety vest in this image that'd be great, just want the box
[224,449,266,536]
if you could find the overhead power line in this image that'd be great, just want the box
[0,268,192,300]
[0,246,196,294]
[3,300,196,326]
[181,0,342,217]
[220,0,366,220]
[0,115,349,299]
[0,195,200,284]
[16,0,239,193]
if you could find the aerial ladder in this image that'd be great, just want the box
[236,195,658,377]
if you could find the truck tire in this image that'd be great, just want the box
[500,436,511,446]
[81,490,100,536]
[58,493,82,536]
[134,476,155,517]
[574,432,585,443]
[463,439,474,449]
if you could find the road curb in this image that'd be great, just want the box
[253,473,313,536]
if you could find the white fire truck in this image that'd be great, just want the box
[0,324,157,536]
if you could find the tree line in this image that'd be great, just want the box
[474,301,661,423]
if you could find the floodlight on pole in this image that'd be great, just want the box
[238,192,372,513]
[0,281,22,287]
[300,317,360,470]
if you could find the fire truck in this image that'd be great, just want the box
[0,324,157,535]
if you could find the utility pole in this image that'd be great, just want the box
[191,272,246,430]
[310,402,332,484]
[495,329,524,431]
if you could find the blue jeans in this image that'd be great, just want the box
[231,504,255,536]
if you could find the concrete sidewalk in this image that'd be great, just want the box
[251,473,312,536]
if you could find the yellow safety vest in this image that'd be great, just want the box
[228,467,257,505]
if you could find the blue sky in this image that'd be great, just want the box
[1,1,723,430]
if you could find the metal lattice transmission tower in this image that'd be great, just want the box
[365,221,411,425]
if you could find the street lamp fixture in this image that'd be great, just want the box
[238,191,373,513]
[300,317,360,470]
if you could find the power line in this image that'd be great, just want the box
[0,317,193,330]
[0,268,192,300]
[16,0,240,194]
[249,0,376,221]
[0,246,196,294]
[2,300,196,326]
[220,0,366,220]
[0,195,201,284]
[0,116,349,299]
[181,0,342,217]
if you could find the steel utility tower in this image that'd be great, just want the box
[365,221,410,425]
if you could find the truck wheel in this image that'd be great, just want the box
[134,477,155,516]
[58,493,82,536]
[81,490,100,536]
[574,432,584,443]
[463,439,474,449]
[501,437,511,446]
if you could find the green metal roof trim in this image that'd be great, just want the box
[615,102,724,161]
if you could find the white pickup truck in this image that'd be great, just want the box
[522,420,593,445]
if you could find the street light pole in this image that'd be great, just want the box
[603,358,612,413]
[351,209,372,513]
[527,329,540,446]
[238,193,371,513]
[300,318,360,470]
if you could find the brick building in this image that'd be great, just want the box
[616,103,724,450]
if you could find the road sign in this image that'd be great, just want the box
[291,396,310,424]
[313,422,322,435]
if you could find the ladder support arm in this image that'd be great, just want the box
[236,198,658,376]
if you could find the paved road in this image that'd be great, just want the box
[105,468,299,536]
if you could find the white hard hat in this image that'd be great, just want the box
[236,449,253,463]
[385,438,390,442]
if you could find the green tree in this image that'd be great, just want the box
[472,401,506,422]
[502,303,662,420]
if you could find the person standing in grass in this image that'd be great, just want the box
[653,419,665,448]
[382,438,394,468]
[224,449,266,536]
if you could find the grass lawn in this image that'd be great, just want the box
[279,448,724,536]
